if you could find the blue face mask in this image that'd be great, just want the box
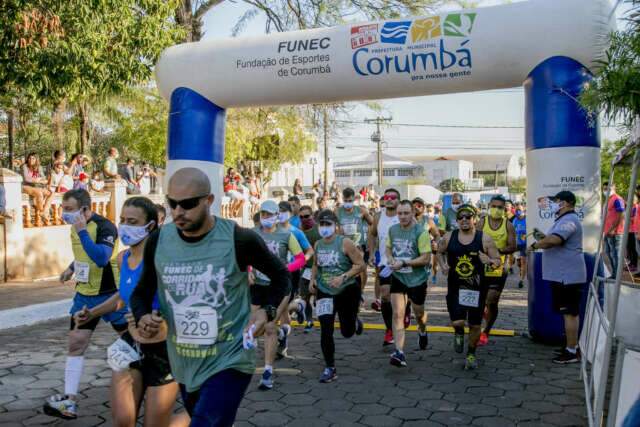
[278,212,291,224]
[319,225,335,238]
[515,209,523,217]
[343,202,354,209]
[549,202,561,215]
[62,210,82,225]
[261,216,278,228]
[119,222,152,246]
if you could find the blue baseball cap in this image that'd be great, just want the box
[260,200,279,214]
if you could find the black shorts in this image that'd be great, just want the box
[130,340,174,387]
[390,275,427,305]
[360,246,370,264]
[483,272,508,292]
[290,270,301,299]
[551,282,582,315]
[446,284,488,326]
[377,268,392,286]
[250,285,290,307]
[299,278,312,299]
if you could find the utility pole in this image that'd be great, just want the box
[365,116,392,187]
[323,108,329,195]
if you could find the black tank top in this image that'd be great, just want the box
[446,229,484,290]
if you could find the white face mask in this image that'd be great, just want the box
[319,225,336,238]
[278,212,291,224]
[62,210,82,225]
[549,201,561,215]
[343,202,354,209]
[119,222,152,246]
[451,203,461,212]
[261,216,278,228]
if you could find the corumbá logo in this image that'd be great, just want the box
[350,12,477,80]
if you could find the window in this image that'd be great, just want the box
[354,169,372,177]
[383,169,395,177]
[397,168,414,177]
[335,170,351,178]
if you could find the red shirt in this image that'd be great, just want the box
[223,175,239,192]
[605,194,625,235]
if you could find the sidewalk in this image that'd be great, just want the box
[0,271,587,426]
[0,280,73,311]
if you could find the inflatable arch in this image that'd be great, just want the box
[155,0,615,342]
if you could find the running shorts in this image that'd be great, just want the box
[130,340,175,387]
[69,292,128,331]
[550,282,582,316]
[446,285,488,326]
[250,284,290,308]
[390,276,427,306]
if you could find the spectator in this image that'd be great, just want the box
[90,171,105,192]
[329,181,340,202]
[51,150,67,174]
[603,182,625,275]
[155,204,167,225]
[293,178,304,196]
[137,163,156,195]
[22,152,53,226]
[439,192,464,234]
[102,147,121,180]
[0,184,7,218]
[48,161,72,193]
[68,153,84,187]
[247,173,261,208]
[288,195,302,228]
[81,155,93,175]
[505,200,515,221]
[122,158,139,194]
[367,184,378,204]
[77,172,89,191]
[528,191,585,364]
[223,167,244,217]
[359,186,368,204]
[317,196,328,211]
[628,195,639,273]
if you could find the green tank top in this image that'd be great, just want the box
[303,227,322,268]
[254,227,291,286]
[316,235,355,295]
[337,206,363,245]
[154,218,254,392]
[388,223,429,287]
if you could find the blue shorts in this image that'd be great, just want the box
[517,245,527,257]
[69,293,128,331]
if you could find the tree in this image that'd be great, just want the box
[601,138,632,196]
[439,178,465,193]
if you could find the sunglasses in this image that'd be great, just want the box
[383,194,398,201]
[166,194,208,210]
[457,214,474,220]
[300,214,312,219]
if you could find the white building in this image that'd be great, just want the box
[333,153,422,188]
[268,152,330,189]
[416,158,474,188]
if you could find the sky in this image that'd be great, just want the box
[202,0,629,164]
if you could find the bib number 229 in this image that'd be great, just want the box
[173,306,218,345]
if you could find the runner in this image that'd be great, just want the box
[386,200,432,367]
[130,168,290,426]
[426,203,439,284]
[513,206,527,288]
[336,187,373,293]
[252,200,305,390]
[276,200,313,358]
[437,204,501,370]
[413,197,441,280]
[73,197,187,427]
[439,192,464,234]
[310,210,365,382]
[44,189,127,420]
[478,195,516,346]
[297,204,322,332]
[368,188,400,346]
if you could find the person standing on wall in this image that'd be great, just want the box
[603,182,625,275]
[528,191,585,364]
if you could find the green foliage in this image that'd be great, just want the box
[439,178,465,192]
[508,177,526,196]
[601,138,632,196]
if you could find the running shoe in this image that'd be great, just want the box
[518,280,524,289]
[43,395,78,420]
[383,329,394,346]
[418,332,429,350]
[295,301,306,325]
[553,346,580,356]
[319,367,338,383]
[478,332,489,346]
[371,299,382,312]
[304,321,314,334]
[277,325,291,359]
[552,349,581,364]
[355,318,364,336]
[258,369,274,390]
[390,350,407,367]
[464,354,478,370]
[454,334,464,354]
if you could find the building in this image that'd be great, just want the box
[416,158,474,188]
[333,153,422,187]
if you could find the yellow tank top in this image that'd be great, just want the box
[482,218,507,277]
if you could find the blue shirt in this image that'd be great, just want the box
[513,216,527,247]
[290,215,301,229]
[542,211,586,284]
[285,224,311,251]
[120,251,159,309]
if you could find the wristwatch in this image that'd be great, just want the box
[264,305,277,322]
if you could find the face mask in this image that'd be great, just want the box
[451,203,461,212]
[62,210,82,225]
[278,212,291,224]
[489,207,504,219]
[261,216,278,228]
[119,222,152,246]
[426,212,435,219]
[515,209,523,217]
[343,202,354,209]
[319,225,335,238]
[301,217,315,229]
[549,202,561,214]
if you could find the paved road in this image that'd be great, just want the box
[0,273,587,426]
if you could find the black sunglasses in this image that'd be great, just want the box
[457,214,474,220]
[300,214,312,219]
[166,194,208,210]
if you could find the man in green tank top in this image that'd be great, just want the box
[130,168,290,426]
[385,200,432,368]
[294,204,322,333]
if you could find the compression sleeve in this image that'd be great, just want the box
[130,230,159,322]
[77,230,113,267]
[287,252,306,272]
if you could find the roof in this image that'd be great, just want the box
[334,152,419,169]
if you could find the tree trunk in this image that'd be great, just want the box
[78,102,89,154]
[175,1,195,42]
[7,110,14,169]
[52,99,67,150]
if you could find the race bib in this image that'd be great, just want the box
[302,268,312,280]
[74,261,90,283]
[459,289,480,308]
[173,305,218,345]
[342,223,357,236]
[397,258,413,274]
[107,338,140,372]
[316,298,334,316]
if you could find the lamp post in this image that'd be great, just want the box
[310,157,318,185]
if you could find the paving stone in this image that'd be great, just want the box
[287,418,331,427]
[282,393,317,406]
[320,410,361,424]
[523,400,564,414]
[26,379,63,389]
[360,415,403,426]
[0,374,36,386]
[472,416,517,427]
[457,403,498,417]
[541,412,587,426]
[430,411,473,425]
[402,421,444,427]
[378,395,417,408]
[351,403,390,416]
[283,405,323,419]
[418,399,457,412]
[499,407,541,422]
[247,412,291,426]
[389,407,430,420]
[3,398,42,411]
[314,398,353,411]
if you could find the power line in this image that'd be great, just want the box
[334,119,619,129]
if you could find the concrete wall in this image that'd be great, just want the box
[23,226,73,279]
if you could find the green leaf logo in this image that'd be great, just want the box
[444,13,477,37]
